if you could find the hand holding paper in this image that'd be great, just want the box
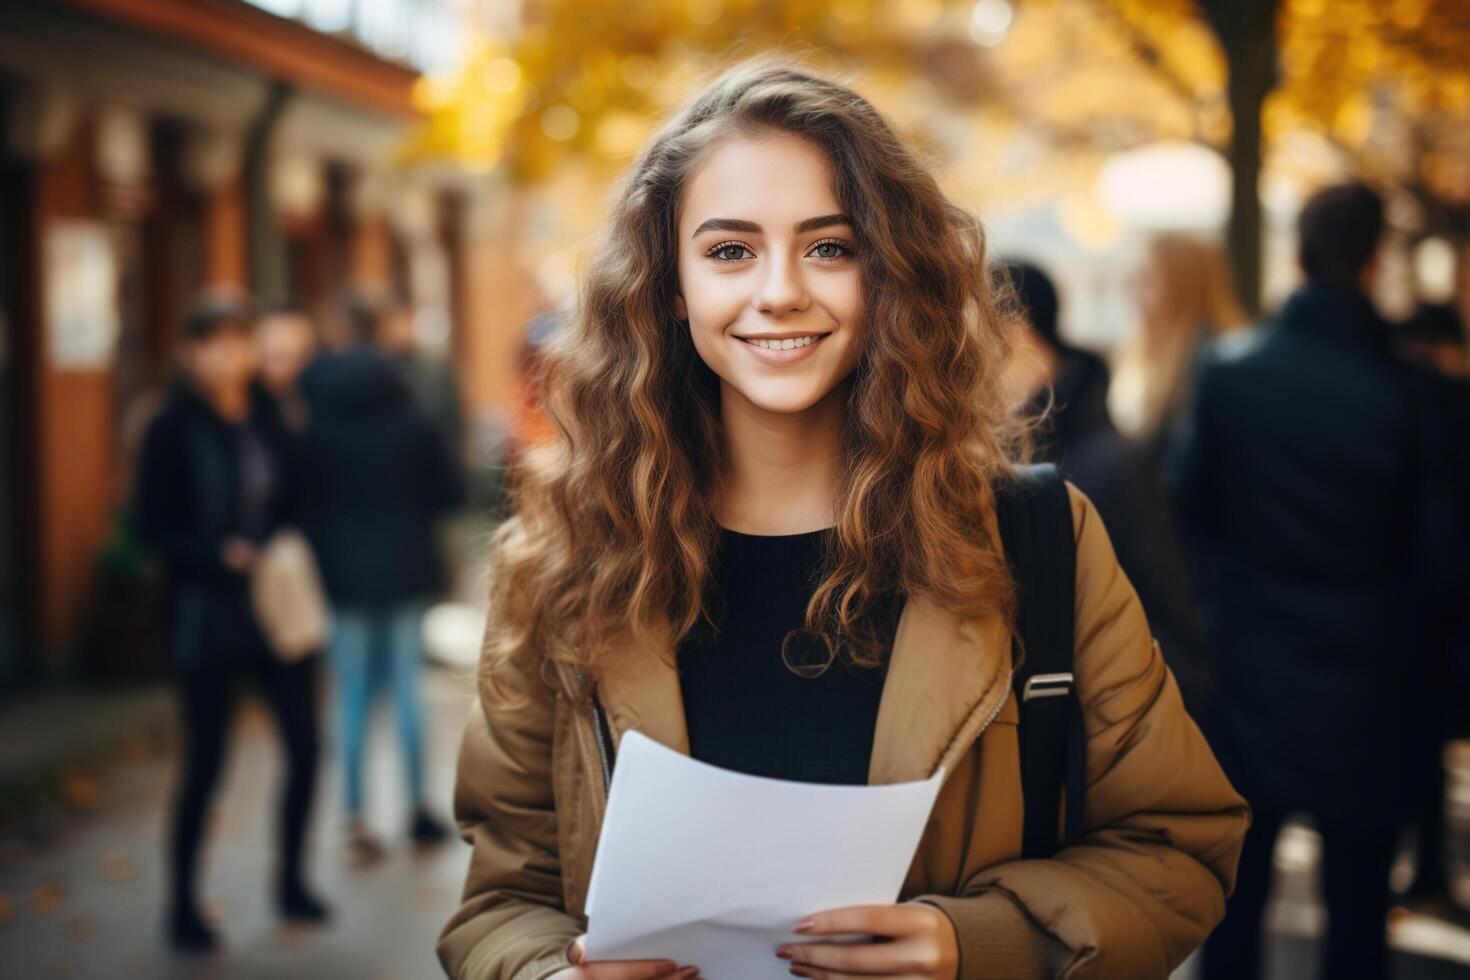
[775,903,960,979]
[582,731,945,978]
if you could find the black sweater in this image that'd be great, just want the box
[678,526,897,785]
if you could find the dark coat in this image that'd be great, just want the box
[1172,284,1450,824]
[1027,347,1213,716]
[135,379,293,666]
[299,347,464,607]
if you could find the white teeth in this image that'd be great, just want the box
[746,335,820,350]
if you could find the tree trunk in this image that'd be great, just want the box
[1201,0,1278,317]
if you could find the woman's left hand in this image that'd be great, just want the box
[775,903,959,979]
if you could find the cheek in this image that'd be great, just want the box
[816,268,865,350]
[830,269,864,323]
[680,265,749,332]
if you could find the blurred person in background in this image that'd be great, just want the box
[254,301,319,433]
[299,295,465,864]
[998,260,1212,715]
[1393,301,1470,912]
[374,290,468,473]
[1178,182,1455,980]
[1398,302,1470,380]
[136,292,330,953]
[1108,233,1249,462]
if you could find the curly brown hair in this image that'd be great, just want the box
[483,58,1022,700]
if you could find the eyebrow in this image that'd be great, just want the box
[690,213,853,238]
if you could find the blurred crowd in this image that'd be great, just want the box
[132,288,468,952]
[999,181,1469,980]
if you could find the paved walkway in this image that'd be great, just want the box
[2,663,1468,979]
[0,666,477,980]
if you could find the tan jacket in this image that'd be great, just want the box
[438,485,1249,979]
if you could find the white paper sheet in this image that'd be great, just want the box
[583,730,946,977]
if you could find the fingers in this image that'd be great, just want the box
[780,938,929,976]
[785,968,925,980]
[781,904,954,977]
[579,959,700,979]
[794,905,907,937]
[567,937,699,980]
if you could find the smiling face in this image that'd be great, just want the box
[674,131,864,417]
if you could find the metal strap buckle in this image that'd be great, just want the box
[1022,672,1074,702]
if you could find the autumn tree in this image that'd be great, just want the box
[408,0,1470,310]
[408,0,1006,181]
[1076,0,1468,310]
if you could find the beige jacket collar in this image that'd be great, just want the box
[595,593,1013,786]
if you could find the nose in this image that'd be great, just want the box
[753,253,811,317]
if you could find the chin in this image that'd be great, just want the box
[726,376,838,415]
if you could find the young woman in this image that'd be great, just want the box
[439,62,1248,980]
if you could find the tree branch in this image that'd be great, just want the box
[1088,0,1209,140]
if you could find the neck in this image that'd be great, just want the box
[715,380,847,535]
[202,383,250,421]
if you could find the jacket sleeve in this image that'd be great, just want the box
[1167,358,1223,543]
[135,412,236,586]
[436,649,584,980]
[1089,444,1214,720]
[919,484,1250,979]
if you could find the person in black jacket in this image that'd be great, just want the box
[136,294,329,953]
[298,328,465,864]
[1180,183,1452,980]
[998,260,1213,716]
[1394,302,1470,909]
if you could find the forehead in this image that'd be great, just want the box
[679,131,841,232]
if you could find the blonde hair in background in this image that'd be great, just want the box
[1109,233,1247,442]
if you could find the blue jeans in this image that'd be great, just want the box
[328,602,428,817]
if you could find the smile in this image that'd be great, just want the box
[742,335,822,349]
[735,333,829,364]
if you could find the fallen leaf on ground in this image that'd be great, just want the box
[62,777,104,810]
[31,879,65,915]
[99,852,137,882]
[65,913,94,941]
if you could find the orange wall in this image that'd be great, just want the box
[38,374,115,650]
[351,215,393,289]
[459,230,539,417]
[204,177,246,288]
[33,119,116,653]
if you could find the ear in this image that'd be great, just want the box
[673,292,688,321]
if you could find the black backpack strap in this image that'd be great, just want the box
[994,463,1086,858]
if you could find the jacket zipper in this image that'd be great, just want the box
[961,670,1014,760]
[590,698,613,793]
[572,666,614,794]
